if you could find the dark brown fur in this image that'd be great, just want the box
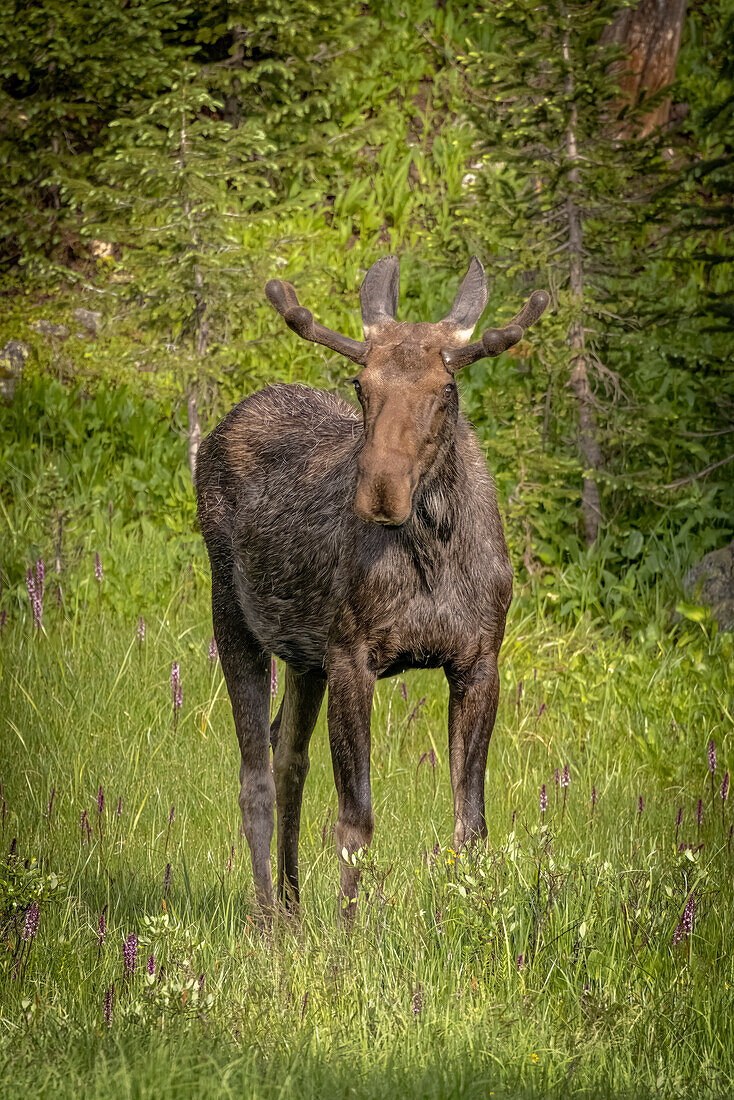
[196,258,547,918]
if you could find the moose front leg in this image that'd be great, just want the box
[212,587,274,919]
[326,647,375,921]
[445,654,500,850]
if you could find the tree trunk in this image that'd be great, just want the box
[188,264,209,483]
[187,386,202,482]
[563,21,603,546]
[601,0,688,136]
[180,104,207,484]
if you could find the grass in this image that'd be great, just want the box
[1,537,733,1099]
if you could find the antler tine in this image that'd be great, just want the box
[266,279,367,365]
[441,289,550,371]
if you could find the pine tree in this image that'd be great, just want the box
[457,0,669,548]
[74,64,279,477]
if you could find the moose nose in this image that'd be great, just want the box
[354,470,415,527]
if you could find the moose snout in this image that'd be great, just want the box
[354,459,416,526]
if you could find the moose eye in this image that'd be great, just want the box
[353,379,363,397]
[443,382,456,399]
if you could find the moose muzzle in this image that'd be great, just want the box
[354,451,417,526]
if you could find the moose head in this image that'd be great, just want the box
[266,258,548,526]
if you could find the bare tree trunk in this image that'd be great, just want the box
[601,0,688,136]
[180,102,207,484]
[563,21,603,546]
[187,265,209,482]
[187,387,202,482]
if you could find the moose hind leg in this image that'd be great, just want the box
[213,591,274,915]
[273,667,326,910]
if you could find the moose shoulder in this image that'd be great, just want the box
[196,256,548,920]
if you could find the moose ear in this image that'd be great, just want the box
[442,257,488,343]
[359,256,400,338]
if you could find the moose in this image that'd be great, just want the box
[196,257,548,919]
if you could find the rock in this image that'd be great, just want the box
[73,308,102,336]
[0,340,29,402]
[31,320,69,339]
[683,542,734,631]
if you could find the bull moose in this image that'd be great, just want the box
[196,257,548,919]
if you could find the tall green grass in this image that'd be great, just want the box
[2,542,732,1098]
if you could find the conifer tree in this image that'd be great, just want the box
[458,0,668,548]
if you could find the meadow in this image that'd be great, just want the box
[2,513,733,1097]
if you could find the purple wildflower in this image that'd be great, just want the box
[407,697,426,727]
[22,902,40,942]
[537,703,546,719]
[270,656,278,699]
[147,953,155,976]
[697,797,703,836]
[94,552,103,584]
[103,983,114,1027]
[137,616,145,651]
[517,954,524,971]
[116,796,122,819]
[163,862,171,892]
[540,784,547,816]
[80,809,89,845]
[208,635,218,664]
[122,932,137,976]
[708,739,717,775]
[591,785,597,812]
[26,563,44,631]
[672,893,695,946]
[171,662,182,724]
[511,809,517,828]
[400,682,408,702]
[638,795,644,817]
[675,806,682,844]
[97,786,104,816]
[97,905,107,953]
[560,764,570,823]
[517,681,523,708]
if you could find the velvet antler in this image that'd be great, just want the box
[441,288,550,371]
[265,279,367,365]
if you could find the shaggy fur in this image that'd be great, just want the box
[196,258,547,918]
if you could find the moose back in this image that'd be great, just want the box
[196,256,548,918]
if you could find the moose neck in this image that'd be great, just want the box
[405,410,467,550]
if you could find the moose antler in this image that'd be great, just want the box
[265,279,367,365]
[441,289,550,371]
[359,255,400,337]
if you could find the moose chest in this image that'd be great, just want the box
[332,517,510,679]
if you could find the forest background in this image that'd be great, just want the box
[1,0,732,625]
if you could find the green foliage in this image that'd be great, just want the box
[0,852,65,941]
[0,0,732,620]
